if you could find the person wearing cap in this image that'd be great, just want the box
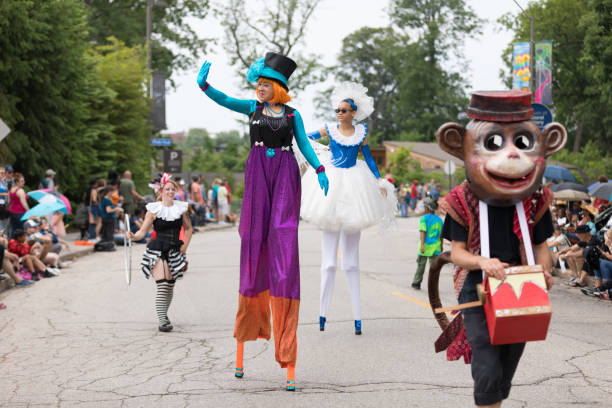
[411,197,443,290]
[433,90,565,407]
[197,52,329,391]
[558,224,605,288]
[301,81,396,336]
[40,169,56,191]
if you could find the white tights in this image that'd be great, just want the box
[320,230,361,320]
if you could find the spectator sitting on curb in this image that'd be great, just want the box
[547,224,572,273]
[0,233,32,286]
[39,217,70,256]
[559,225,604,288]
[24,219,62,271]
[8,229,59,281]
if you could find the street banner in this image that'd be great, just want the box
[535,40,553,105]
[512,42,531,92]
[152,71,166,131]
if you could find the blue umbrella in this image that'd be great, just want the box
[20,201,67,221]
[544,165,576,182]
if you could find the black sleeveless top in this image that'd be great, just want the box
[249,103,295,148]
[148,217,183,251]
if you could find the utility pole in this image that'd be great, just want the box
[513,0,535,101]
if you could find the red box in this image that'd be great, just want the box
[483,265,552,345]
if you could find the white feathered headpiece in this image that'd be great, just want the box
[330,82,374,122]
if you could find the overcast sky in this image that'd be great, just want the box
[164,0,519,136]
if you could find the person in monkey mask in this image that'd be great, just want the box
[435,91,567,407]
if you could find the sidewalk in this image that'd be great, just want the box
[0,222,235,295]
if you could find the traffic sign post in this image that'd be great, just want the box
[151,138,173,147]
[444,160,457,192]
[531,103,553,131]
[163,149,182,173]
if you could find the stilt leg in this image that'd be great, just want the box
[286,364,296,391]
[235,341,244,378]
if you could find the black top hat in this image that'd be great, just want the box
[263,52,296,89]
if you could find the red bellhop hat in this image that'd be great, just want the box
[467,90,533,122]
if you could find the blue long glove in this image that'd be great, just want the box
[197,61,211,88]
[361,144,381,178]
[307,130,322,140]
[294,112,329,195]
[197,60,256,115]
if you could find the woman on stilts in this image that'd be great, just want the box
[127,174,192,332]
[301,82,397,335]
[196,52,329,391]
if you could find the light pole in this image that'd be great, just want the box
[513,0,535,101]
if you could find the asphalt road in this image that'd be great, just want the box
[1,218,611,407]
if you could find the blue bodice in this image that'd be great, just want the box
[325,123,368,168]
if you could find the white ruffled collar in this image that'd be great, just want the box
[146,200,188,221]
[325,123,367,147]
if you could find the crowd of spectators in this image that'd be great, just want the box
[74,171,237,252]
[0,166,71,308]
[398,178,442,217]
[547,178,612,300]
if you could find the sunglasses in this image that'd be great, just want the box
[335,108,353,114]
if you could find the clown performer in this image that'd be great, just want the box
[428,90,567,407]
[196,52,329,391]
[126,174,192,333]
[300,82,397,335]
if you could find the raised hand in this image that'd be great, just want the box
[197,61,212,88]
[317,172,329,196]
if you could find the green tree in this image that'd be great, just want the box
[498,0,611,152]
[0,0,94,197]
[552,141,612,184]
[216,0,324,92]
[387,147,424,186]
[91,37,153,189]
[326,25,470,144]
[83,0,211,80]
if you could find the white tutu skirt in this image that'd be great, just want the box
[301,152,397,233]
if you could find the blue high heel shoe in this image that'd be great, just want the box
[286,380,296,391]
[235,367,244,378]
[319,316,326,331]
[354,320,362,335]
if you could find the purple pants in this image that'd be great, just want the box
[234,146,302,367]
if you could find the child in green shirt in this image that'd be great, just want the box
[412,197,443,289]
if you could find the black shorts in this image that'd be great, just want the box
[463,308,525,406]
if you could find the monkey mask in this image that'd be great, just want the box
[437,91,567,206]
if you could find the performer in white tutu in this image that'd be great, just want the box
[301,82,397,335]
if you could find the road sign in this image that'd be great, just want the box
[531,103,553,131]
[0,119,11,142]
[444,160,456,176]
[151,138,172,147]
[163,149,182,173]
